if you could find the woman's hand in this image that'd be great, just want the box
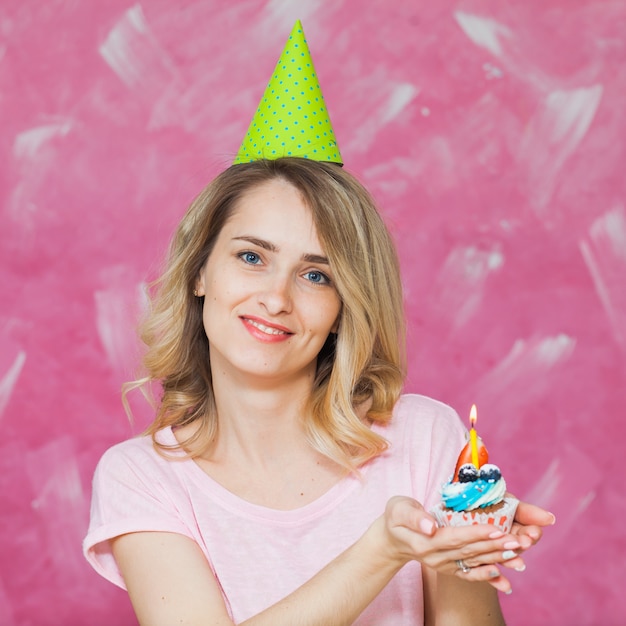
[373,497,518,593]
[375,495,554,594]
[509,495,556,551]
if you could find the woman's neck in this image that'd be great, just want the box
[178,376,347,509]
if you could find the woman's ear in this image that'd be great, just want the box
[194,274,206,297]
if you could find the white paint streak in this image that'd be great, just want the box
[95,291,134,375]
[13,121,72,161]
[0,351,26,420]
[577,490,596,514]
[6,178,38,227]
[362,157,414,198]
[380,83,419,125]
[519,85,603,210]
[545,86,603,157]
[444,246,504,282]
[521,445,600,547]
[580,240,621,345]
[493,334,575,377]
[589,206,626,260]
[475,334,576,407]
[99,4,178,90]
[534,334,578,367]
[435,245,504,329]
[344,77,419,154]
[454,12,511,57]
[483,62,503,80]
[522,458,560,511]
[580,205,626,347]
[94,280,146,376]
[27,437,88,577]
[31,449,84,511]
[264,0,319,30]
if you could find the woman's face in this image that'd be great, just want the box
[196,178,342,388]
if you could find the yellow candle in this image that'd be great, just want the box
[469,427,479,467]
[469,404,479,467]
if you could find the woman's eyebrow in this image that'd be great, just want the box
[233,236,329,265]
[302,253,330,265]
[232,235,276,251]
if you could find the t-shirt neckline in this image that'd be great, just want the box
[157,425,379,524]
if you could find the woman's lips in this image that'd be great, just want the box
[241,316,293,341]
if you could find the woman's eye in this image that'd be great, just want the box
[304,270,330,285]
[240,252,261,265]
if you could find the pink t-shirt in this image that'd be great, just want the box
[83,394,465,625]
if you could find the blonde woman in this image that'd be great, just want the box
[84,158,553,625]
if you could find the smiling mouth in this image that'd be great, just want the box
[244,318,292,336]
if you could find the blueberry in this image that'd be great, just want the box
[458,463,479,483]
[479,464,502,483]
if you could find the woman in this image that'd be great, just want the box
[84,157,554,625]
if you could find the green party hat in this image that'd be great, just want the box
[234,20,343,165]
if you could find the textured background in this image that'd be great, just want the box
[1,1,625,624]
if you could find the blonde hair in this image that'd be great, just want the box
[126,158,406,471]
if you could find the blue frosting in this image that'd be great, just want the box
[441,477,505,511]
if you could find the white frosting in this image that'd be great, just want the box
[465,478,507,510]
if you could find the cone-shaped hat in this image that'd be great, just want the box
[234,20,342,165]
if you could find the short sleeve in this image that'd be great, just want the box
[398,394,467,511]
[423,401,467,511]
[83,439,194,588]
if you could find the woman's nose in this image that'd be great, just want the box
[257,271,293,314]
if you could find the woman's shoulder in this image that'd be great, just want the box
[383,393,466,449]
[94,427,179,481]
[393,393,462,427]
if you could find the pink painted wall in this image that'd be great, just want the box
[1,1,624,624]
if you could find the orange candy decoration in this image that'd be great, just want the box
[452,438,489,482]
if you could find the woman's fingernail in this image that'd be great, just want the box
[515,564,526,572]
[503,541,520,550]
[505,588,513,595]
[549,513,557,525]
[420,519,435,535]
[502,550,517,560]
[490,570,500,578]
[489,530,504,539]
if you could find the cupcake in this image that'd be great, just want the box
[432,463,519,532]
[431,407,519,532]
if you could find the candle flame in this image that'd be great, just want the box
[470,404,477,427]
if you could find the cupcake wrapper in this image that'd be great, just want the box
[431,496,519,533]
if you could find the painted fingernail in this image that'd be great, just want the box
[549,513,557,525]
[502,550,517,560]
[490,570,500,578]
[515,564,526,572]
[489,530,504,539]
[503,541,520,550]
[420,518,435,535]
[505,588,513,595]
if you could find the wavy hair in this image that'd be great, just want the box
[125,158,406,471]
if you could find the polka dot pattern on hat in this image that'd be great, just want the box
[234,20,342,165]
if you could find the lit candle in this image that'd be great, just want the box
[452,404,489,481]
[469,404,479,467]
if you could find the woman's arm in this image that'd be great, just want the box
[112,496,537,625]
[112,525,405,626]
[421,497,556,626]
[113,525,407,626]
[112,531,233,625]
[423,567,505,626]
